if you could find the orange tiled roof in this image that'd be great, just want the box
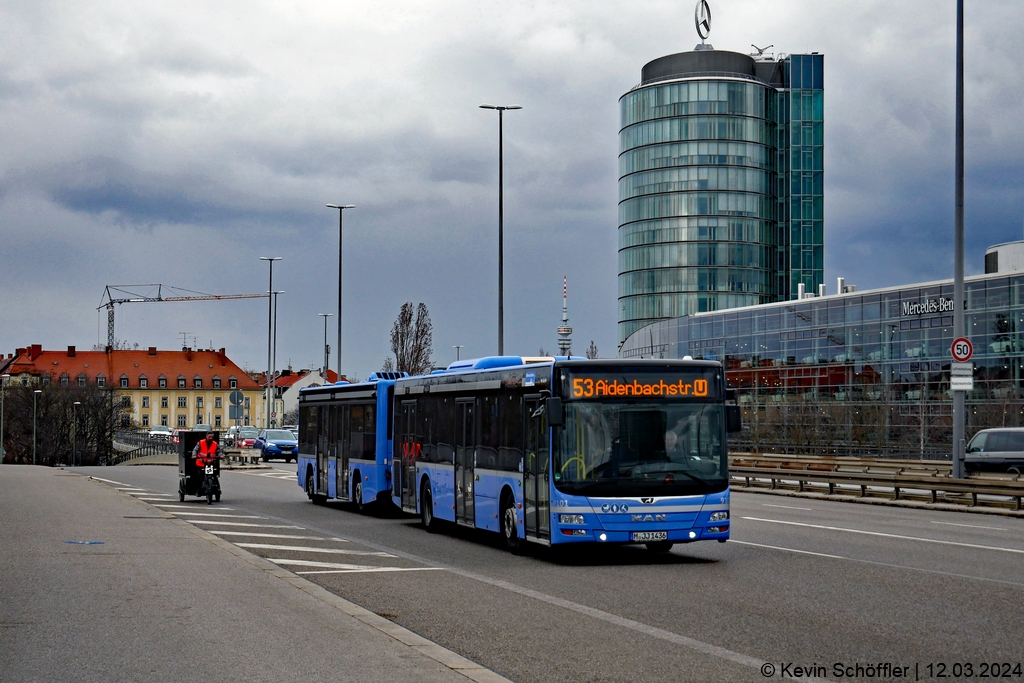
[7,345,260,389]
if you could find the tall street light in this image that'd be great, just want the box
[952,0,966,478]
[260,256,282,429]
[479,104,521,356]
[319,313,333,379]
[33,389,41,465]
[453,345,464,362]
[326,204,355,381]
[1,374,9,462]
[73,401,81,466]
[272,289,284,428]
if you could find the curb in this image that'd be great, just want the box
[733,485,1024,518]
[87,474,512,683]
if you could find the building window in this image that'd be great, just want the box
[140,377,148,388]
[97,375,106,388]
[142,396,150,409]
[197,397,204,409]
[213,378,221,388]
[178,396,187,408]
[60,373,69,387]
[177,415,186,428]
[120,375,129,388]
[20,376,29,387]
[78,374,86,387]
[121,415,130,428]
[161,415,168,427]
[42,374,51,386]
[229,378,237,389]
[121,395,131,408]
[214,415,222,428]
[195,414,203,426]
[178,377,186,388]
[194,377,202,388]
[244,397,250,409]
[159,376,167,388]
[214,397,222,409]
[142,414,150,427]
[161,396,169,408]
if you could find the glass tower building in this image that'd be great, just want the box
[618,48,824,344]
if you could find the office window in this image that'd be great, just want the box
[178,396,187,408]
[214,415,222,428]
[229,378,238,389]
[194,377,202,388]
[60,373,69,387]
[161,415,168,427]
[178,377,186,388]
[141,414,150,427]
[140,377,148,388]
[142,396,150,409]
[213,378,221,388]
[42,374,50,386]
[214,397,222,409]
[120,375,129,388]
[244,397,250,408]
[197,397,204,409]
[78,374,86,387]
[20,376,28,386]
[159,376,167,388]
[177,415,186,428]
[161,396,169,408]
[121,396,131,408]
[97,375,106,388]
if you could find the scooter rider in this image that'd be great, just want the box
[192,431,219,489]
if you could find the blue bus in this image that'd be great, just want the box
[296,372,407,509]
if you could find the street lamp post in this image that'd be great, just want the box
[326,204,355,381]
[453,345,464,361]
[260,256,282,429]
[73,401,81,466]
[272,289,284,427]
[479,104,522,356]
[1,374,9,462]
[319,313,333,379]
[33,389,41,465]
[952,0,966,478]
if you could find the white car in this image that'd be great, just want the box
[148,425,173,441]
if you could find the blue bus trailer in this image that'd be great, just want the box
[299,358,737,552]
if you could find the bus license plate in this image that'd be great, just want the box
[632,531,667,542]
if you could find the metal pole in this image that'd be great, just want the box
[952,0,966,478]
[498,108,504,356]
[272,290,282,428]
[260,257,281,430]
[319,314,332,378]
[72,401,79,466]
[453,345,463,361]
[0,375,7,464]
[33,389,40,465]
[326,205,354,382]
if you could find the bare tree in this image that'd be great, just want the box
[381,357,395,372]
[539,347,549,357]
[388,302,433,375]
[586,340,599,359]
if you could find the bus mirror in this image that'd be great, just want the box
[545,397,563,426]
[726,405,742,433]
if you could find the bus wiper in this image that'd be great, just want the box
[672,469,710,487]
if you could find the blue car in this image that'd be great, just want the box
[256,429,299,463]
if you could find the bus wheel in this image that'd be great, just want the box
[501,494,521,554]
[354,479,365,514]
[645,541,674,553]
[421,481,437,532]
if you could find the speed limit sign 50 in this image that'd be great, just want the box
[951,337,973,362]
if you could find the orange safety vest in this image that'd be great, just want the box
[197,440,217,467]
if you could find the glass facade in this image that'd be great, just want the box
[620,272,1024,456]
[619,51,824,343]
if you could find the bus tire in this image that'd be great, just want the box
[421,479,437,532]
[354,476,366,514]
[645,541,674,553]
[501,492,522,554]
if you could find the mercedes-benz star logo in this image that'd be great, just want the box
[695,0,712,41]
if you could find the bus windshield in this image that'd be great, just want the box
[554,401,727,497]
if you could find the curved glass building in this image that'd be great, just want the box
[618,49,824,343]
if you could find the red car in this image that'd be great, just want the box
[236,427,259,448]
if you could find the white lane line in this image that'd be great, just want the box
[235,543,392,557]
[729,538,1024,588]
[153,504,236,510]
[133,496,175,500]
[116,488,147,492]
[90,477,130,486]
[730,540,844,559]
[267,558,381,571]
[742,517,1024,555]
[930,521,1007,531]
[191,521,303,528]
[209,531,331,540]
[762,504,813,511]
[297,567,445,575]
[170,512,265,519]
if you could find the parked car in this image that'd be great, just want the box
[236,426,259,449]
[255,429,299,462]
[224,426,239,446]
[148,425,173,441]
[965,428,1024,473]
[171,429,187,445]
[194,424,213,433]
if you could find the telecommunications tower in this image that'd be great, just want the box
[557,276,572,356]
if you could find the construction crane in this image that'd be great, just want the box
[98,284,269,349]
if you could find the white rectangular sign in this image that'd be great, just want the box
[950,376,974,391]
[950,362,974,376]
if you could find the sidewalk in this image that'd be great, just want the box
[0,466,500,683]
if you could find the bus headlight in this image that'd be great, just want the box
[709,511,729,522]
[559,514,585,525]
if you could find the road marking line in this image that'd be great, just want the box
[930,521,1007,531]
[730,540,844,559]
[235,543,392,556]
[90,477,130,486]
[190,524,303,528]
[153,504,236,510]
[170,512,265,519]
[729,538,1024,588]
[742,517,1024,555]
[267,558,381,571]
[296,567,444,575]
[209,531,331,540]
[762,503,813,511]
[116,488,147,492]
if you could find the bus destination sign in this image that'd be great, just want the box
[563,369,720,400]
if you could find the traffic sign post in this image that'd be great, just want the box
[951,337,973,363]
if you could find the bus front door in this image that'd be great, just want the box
[455,399,475,526]
[317,408,330,495]
[335,405,349,501]
[524,397,550,540]
[400,401,417,510]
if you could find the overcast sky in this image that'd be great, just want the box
[2,1,1022,379]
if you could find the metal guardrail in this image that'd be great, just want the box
[729,454,1024,511]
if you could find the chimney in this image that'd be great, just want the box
[16,348,26,358]
[218,348,227,366]
[186,348,193,362]
[29,344,42,360]
[67,346,76,357]
[148,347,157,356]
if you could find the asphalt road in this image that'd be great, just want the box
[74,464,1024,682]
